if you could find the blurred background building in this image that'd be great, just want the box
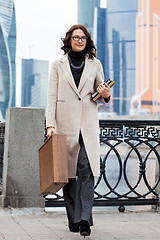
[130,0,160,116]
[21,59,49,109]
[94,6,108,78]
[78,0,100,38]
[0,0,16,120]
[106,0,138,115]
[78,0,138,115]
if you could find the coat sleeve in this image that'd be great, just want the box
[46,60,58,128]
[94,59,110,103]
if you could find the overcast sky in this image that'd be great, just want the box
[14,0,78,105]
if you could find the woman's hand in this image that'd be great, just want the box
[97,82,110,99]
[46,127,56,138]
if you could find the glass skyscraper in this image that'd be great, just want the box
[78,0,138,115]
[107,0,138,115]
[94,7,109,79]
[21,59,49,109]
[78,0,100,37]
[0,0,16,120]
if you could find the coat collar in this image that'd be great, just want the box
[59,53,93,97]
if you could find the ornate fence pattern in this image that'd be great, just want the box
[45,120,160,211]
[0,120,160,210]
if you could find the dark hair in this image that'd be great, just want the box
[61,24,96,59]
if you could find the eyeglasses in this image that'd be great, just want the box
[72,35,88,42]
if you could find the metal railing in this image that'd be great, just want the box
[1,120,160,210]
[45,120,160,211]
[0,122,5,191]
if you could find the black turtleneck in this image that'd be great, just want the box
[68,50,85,88]
[68,49,110,103]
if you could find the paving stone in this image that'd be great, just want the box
[0,209,159,240]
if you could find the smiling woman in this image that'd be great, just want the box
[70,30,87,52]
[46,24,111,237]
[61,24,96,59]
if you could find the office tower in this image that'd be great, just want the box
[78,0,100,37]
[131,0,160,115]
[21,59,49,109]
[0,0,16,120]
[93,6,113,115]
[94,6,108,78]
[107,0,138,115]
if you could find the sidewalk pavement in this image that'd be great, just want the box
[0,208,159,240]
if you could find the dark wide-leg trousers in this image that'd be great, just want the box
[63,134,94,226]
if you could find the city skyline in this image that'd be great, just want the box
[14,0,78,107]
[2,0,160,116]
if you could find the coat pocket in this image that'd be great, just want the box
[56,102,68,130]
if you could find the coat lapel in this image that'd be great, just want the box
[59,54,80,97]
[78,56,93,92]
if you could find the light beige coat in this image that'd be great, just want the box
[46,54,106,178]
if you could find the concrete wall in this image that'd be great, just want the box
[0,108,45,208]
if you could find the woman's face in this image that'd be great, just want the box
[70,29,87,52]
